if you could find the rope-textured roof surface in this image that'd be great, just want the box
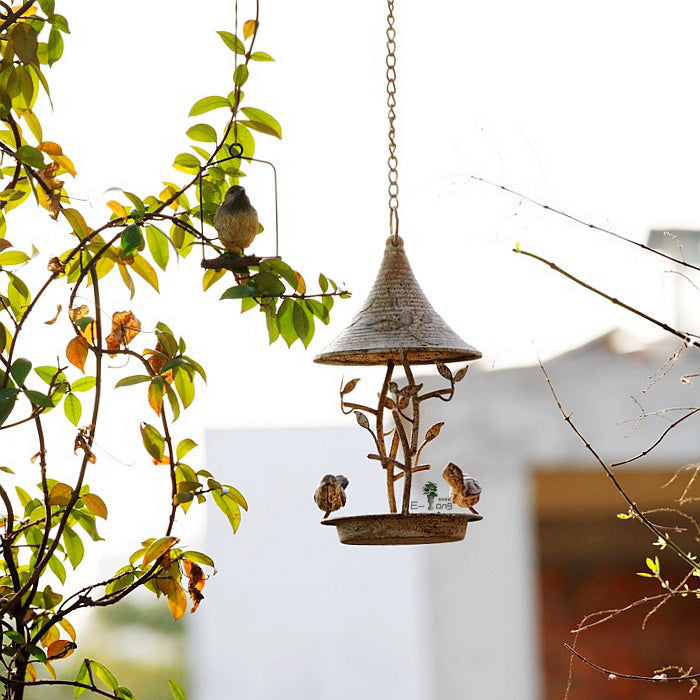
[314,236,482,366]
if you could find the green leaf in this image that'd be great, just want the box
[115,374,151,388]
[123,191,145,218]
[176,438,197,460]
[181,550,215,568]
[305,298,330,324]
[47,26,64,66]
[189,95,230,117]
[49,555,66,584]
[38,0,55,14]
[293,301,314,348]
[145,225,170,271]
[252,271,285,296]
[220,285,258,300]
[35,366,63,384]
[186,123,217,143]
[277,298,297,347]
[120,225,143,258]
[75,660,90,697]
[11,23,38,64]
[64,393,81,425]
[50,14,70,33]
[173,367,194,408]
[25,389,53,409]
[0,250,29,266]
[173,152,200,174]
[233,65,249,87]
[212,489,242,533]
[217,31,245,55]
[71,376,96,392]
[0,89,11,120]
[15,145,45,169]
[240,107,282,139]
[89,660,119,692]
[130,254,159,292]
[26,643,47,663]
[63,525,84,568]
[10,357,31,386]
[250,51,275,62]
[224,485,248,510]
[168,678,187,700]
[140,423,165,462]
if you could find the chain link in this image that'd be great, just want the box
[386,0,399,242]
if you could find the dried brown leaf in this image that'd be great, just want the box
[68,305,88,322]
[44,304,62,325]
[424,422,444,443]
[66,335,88,372]
[436,361,452,380]
[354,411,370,430]
[341,378,360,395]
[454,365,469,382]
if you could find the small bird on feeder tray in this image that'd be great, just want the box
[442,462,481,514]
[213,185,259,255]
[314,474,349,518]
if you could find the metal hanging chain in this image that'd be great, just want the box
[386,0,399,243]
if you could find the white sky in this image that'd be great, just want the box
[6,0,700,572]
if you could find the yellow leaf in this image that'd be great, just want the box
[142,535,178,568]
[106,200,127,218]
[79,320,97,344]
[58,618,76,641]
[167,582,187,620]
[243,19,257,39]
[44,660,56,679]
[63,208,90,239]
[38,141,63,156]
[41,625,59,648]
[148,379,164,416]
[52,154,76,177]
[295,271,306,294]
[82,492,108,519]
[24,663,36,682]
[66,335,89,372]
[159,185,178,211]
[48,482,73,506]
[47,640,76,661]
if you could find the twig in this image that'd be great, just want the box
[473,176,700,273]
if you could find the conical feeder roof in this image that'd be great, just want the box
[314,236,482,366]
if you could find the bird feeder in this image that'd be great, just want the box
[314,235,484,545]
[313,0,485,545]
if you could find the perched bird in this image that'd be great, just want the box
[314,474,349,518]
[442,462,481,514]
[213,185,259,254]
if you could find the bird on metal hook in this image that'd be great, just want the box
[314,474,349,519]
[213,185,259,255]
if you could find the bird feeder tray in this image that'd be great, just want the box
[201,254,263,271]
[314,236,481,366]
[322,512,483,546]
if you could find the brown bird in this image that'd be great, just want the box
[442,462,481,514]
[314,474,349,518]
[213,185,259,254]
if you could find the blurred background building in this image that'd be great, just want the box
[191,326,700,700]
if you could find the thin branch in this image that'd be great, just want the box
[565,644,700,683]
[517,247,700,350]
[611,408,700,467]
[473,176,700,273]
[539,360,700,573]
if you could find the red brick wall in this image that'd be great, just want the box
[539,564,700,698]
